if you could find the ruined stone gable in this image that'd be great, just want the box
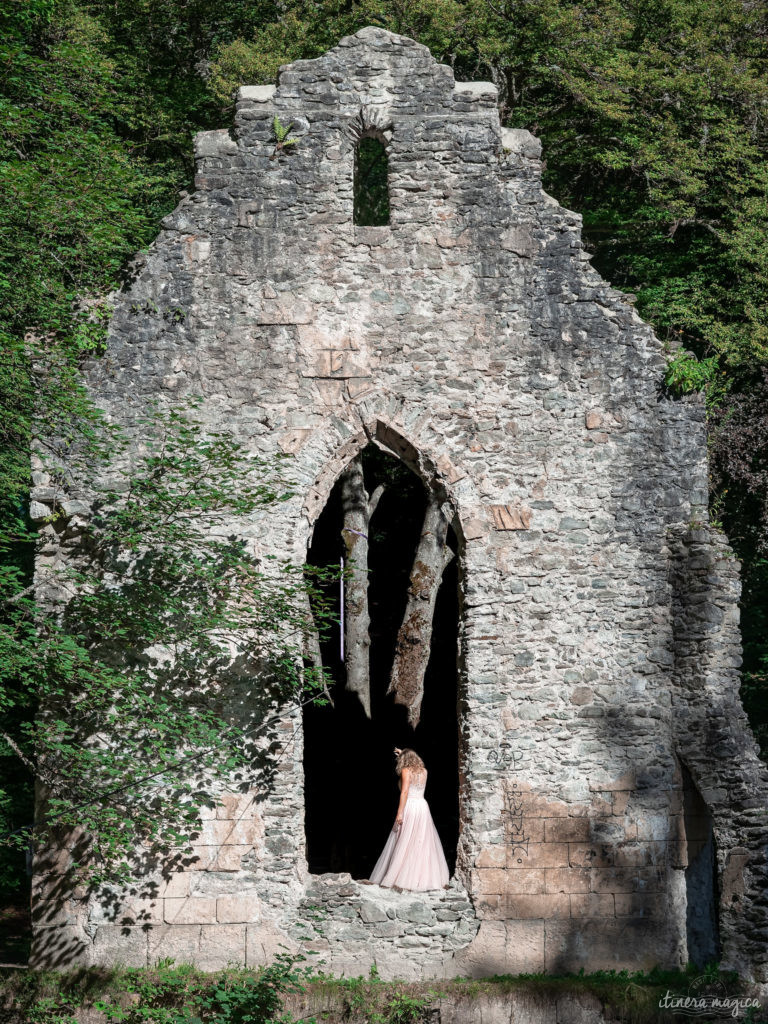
[31,27,768,983]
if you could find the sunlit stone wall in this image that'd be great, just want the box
[31,27,768,983]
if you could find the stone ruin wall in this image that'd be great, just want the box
[30,27,768,984]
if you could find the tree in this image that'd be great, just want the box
[0,0,298,897]
[339,456,384,718]
[208,0,768,759]
[388,495,454,728]
[0,405,336,885]
[1,0,767,908]
[329,446,456,729]
[709,371,768,757]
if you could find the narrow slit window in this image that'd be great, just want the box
[354,137,390,226]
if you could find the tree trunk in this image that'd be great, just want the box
[388,496,454,727]
[339,456,383,718]
[302,590,334,708]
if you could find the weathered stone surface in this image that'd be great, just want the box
[91,925,148,967]
[489,504,532,531]
[163,897,217,925]
[198,925,248,970]
[544,918,681,973]
[358,900,387,924]
[217,895,262,924]
[449,920,546,977]
[237,84,276,103]
[30,25,768,983]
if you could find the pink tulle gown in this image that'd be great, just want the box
[370,770,450,891]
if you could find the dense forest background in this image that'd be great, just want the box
[1,0,767,914]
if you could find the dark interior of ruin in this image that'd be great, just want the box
[303,444,459,879]
[353,137,389,226]
[682,761,720,966]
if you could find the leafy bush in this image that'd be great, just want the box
[3,961,749,1024]
[22,955,318,1024]
[0,404,337,886]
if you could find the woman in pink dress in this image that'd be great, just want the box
[369,747,450,891]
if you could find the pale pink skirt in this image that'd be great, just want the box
[369,796,450,891]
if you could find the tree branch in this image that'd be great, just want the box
[368,483,385,519]
[1,730,37,776]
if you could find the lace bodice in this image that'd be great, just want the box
[405,769,427,800]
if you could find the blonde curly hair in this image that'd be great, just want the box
[395,748,426,777]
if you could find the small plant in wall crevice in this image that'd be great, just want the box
[271,115,299,159]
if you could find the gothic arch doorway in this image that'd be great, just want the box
[303,442,460,879]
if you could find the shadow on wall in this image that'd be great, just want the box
[28,654,298,970]
[477,472,725,974]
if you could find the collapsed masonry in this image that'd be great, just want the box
[31,27,768,982]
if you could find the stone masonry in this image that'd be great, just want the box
[30,28,768,982]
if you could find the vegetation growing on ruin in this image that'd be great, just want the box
[0,960,756,1024]
[1,402,338,892]
[1,0,768,935]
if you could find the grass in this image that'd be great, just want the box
[300,964,760,1024]
[0,961,763,1024]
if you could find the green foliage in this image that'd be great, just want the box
[2,961,753,1024]
[272,116,298,147]
[1,5,149,351]
[271,116,299,159]
[0,0,234,898]
[16,955,318,1023]
[354,138,390,227]
[207,0,768,760]
[0,406,337,885]
[208,0,471,103]
[664,350,730,410]
[1,0,768,913]
[709,372,768,759]
[312,964,443,1024]
[0,0,269,515]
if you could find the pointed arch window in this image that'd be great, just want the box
[354,137,390,226]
